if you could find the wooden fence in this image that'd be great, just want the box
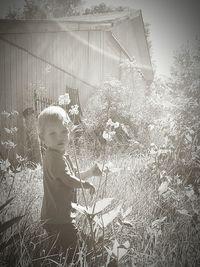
[34,86,82,118]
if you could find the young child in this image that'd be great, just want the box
[38,106,101,258]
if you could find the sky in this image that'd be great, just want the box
[0,0,199,79]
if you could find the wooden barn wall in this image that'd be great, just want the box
[112,17,153,81]
[0,28,125,159]
[103,31,122,81]
[0,36,25,158]
[0,30,124,111]
[112,19,140,64]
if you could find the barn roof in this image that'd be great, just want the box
[53,9,140,24]
[0,10,140,32]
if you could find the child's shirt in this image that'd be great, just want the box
[41,147,77,224]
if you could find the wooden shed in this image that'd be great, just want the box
[0,9,153,159]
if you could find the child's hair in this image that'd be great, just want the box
[38,106,70,137]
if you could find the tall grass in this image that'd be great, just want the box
[1,150,200,266]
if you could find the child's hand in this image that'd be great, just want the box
[91,163,102,177]
[85,181,95,195]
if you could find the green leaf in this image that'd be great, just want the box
[177,209,191,216]
[121,206,132,219]
[0,197,15,213]
[158,181,169,195]
[71,203,87,215]
[71,198,114,216]
[90,198,114,214]
[0,216,23,235]
[0,159,11,171]
[0,233,20,252]
[112,239,130,260]
[95,204,122,228]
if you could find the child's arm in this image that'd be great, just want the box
[47,154,95,191]
[79,163,102,180]
[59,173,94,191]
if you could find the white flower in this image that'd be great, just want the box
[148,124,155,131]
[113,121,119,129]
[11,110,19,116]
[58,93,71,106]
[106,119,113,127]
[121,124,129,135]
[4,128,11,134]
[5,127,18,134]
[1,140,16,150]
[69,105,79,115]
[0,159,11,171]
[16,154,24,161]
[106,119,119,129]
[11,127,18,133]
[103,119,120,141]
[103,130,116,142]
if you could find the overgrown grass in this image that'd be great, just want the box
[1,149,199,266]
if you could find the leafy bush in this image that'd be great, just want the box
[83,2,126,15]
[0,198,22,254]
[81,61,172,155]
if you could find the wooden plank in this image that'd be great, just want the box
[51,33,58,101]
[16,35,30,156]
[100,31,105,82]
[55,32,61,100]
[37,39,46,106]
[15,36,23,113]
[0,20,112,34]
[35,34,42,107]
[1,36,16,159]
[58,32,67,96]
[0,39,5,112]
[42,33,52,102]
[26,33,34,109]
[0,39,6,154]
[42,33,48,102]
[30,33,37,110]
[6,35,17,154]
[21,35,28,111]
[103,31,121,80]
[9,35,17,112]
[4,35,11,113]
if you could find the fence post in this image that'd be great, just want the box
[23,107,41,163]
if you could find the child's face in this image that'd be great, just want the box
[42,119,69,152]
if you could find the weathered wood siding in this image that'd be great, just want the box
[0,28,125,158]
[0,29,124,113]
[112,15,153,81]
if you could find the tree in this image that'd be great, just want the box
[83,2,125,15]
[159,39,200,193]
[6,0,81,19]
[170,40,200,130]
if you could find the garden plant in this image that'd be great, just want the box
[0,40,200,266]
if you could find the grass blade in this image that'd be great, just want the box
[0,197,15,213]
[0,216,23,235]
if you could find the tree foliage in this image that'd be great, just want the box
[81,60,168,154]
[6,0,81,19]
[151,39,200,194]
[83,2,125,15]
